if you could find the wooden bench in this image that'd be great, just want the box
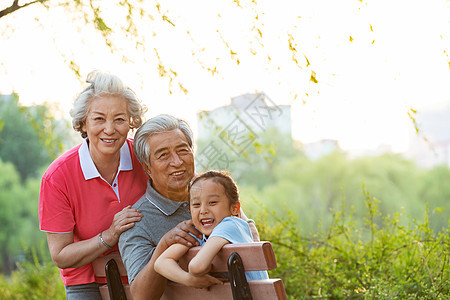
[92,241,287,300]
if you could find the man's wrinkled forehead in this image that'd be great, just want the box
[148,130,190,152]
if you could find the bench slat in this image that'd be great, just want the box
[163,279,286,300]
[179,241,277,273]
[101,280,287,300]
[94,242,286,300]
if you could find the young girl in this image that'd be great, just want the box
[154,170,268,288]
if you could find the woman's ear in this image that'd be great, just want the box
[231,202,241,216]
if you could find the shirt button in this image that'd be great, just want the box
[113,183,117,187]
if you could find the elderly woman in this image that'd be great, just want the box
[39,70,148,299]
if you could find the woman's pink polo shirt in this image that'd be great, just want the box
[39,138,148,286]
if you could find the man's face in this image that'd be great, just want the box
[144,129,195,202]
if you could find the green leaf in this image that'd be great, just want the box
[304,54,310,67]
[433,207,444,213]
[162,15,175,26]
[95,17,111,32]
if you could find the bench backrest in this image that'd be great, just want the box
[92,241,287,300]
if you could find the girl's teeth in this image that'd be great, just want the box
[201,219,214,225]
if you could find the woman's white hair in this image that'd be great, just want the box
[70,70,147,138]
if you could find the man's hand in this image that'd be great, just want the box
[160,219,202,248]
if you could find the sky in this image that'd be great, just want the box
[1,0,449,154]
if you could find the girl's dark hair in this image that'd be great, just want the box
[189,170,239,205]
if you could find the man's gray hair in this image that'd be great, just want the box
[133,114,194,167]
[70,70,147,138]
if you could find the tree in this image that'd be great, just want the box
[0,94,70,181]
[238,150,449,234]
[0,0,321,99]
[0,94,48,181]
[0,1,46,19]
[3,0,446,154]
[0,158,45,273]
[418,166,450,232]
[2,1,448,146]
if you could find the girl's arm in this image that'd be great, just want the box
[129,219,202,300]
[154,243,222,288]
[188,237,230,276]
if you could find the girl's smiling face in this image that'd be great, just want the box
[189,178,240,236]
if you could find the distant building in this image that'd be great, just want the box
[195,92,291,171]
[0,94,14,103]
[405,106,450,168]
[302,139,341,161]
[197,92,292,140]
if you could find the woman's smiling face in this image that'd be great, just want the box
[82,95,130,161]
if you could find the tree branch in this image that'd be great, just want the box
[0,0,47,19]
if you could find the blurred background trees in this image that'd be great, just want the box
[0,95,448,298]
[0,1,449,298]
[0,94,69,181]
[0,88,450,299]
[0,94,73,273]
[196,129,449,235]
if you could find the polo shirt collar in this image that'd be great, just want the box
[201,234,208,244]
[144,181,188,216]
[79,139,133,180]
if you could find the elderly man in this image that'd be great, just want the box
[119,114,258,300]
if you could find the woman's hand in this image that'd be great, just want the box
[103,206,143,246]
[239,208,260,242]
[160,219,202,249]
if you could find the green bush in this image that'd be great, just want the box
[0,190,448,299]
[0,246,65,299]
[257,190,449,299]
